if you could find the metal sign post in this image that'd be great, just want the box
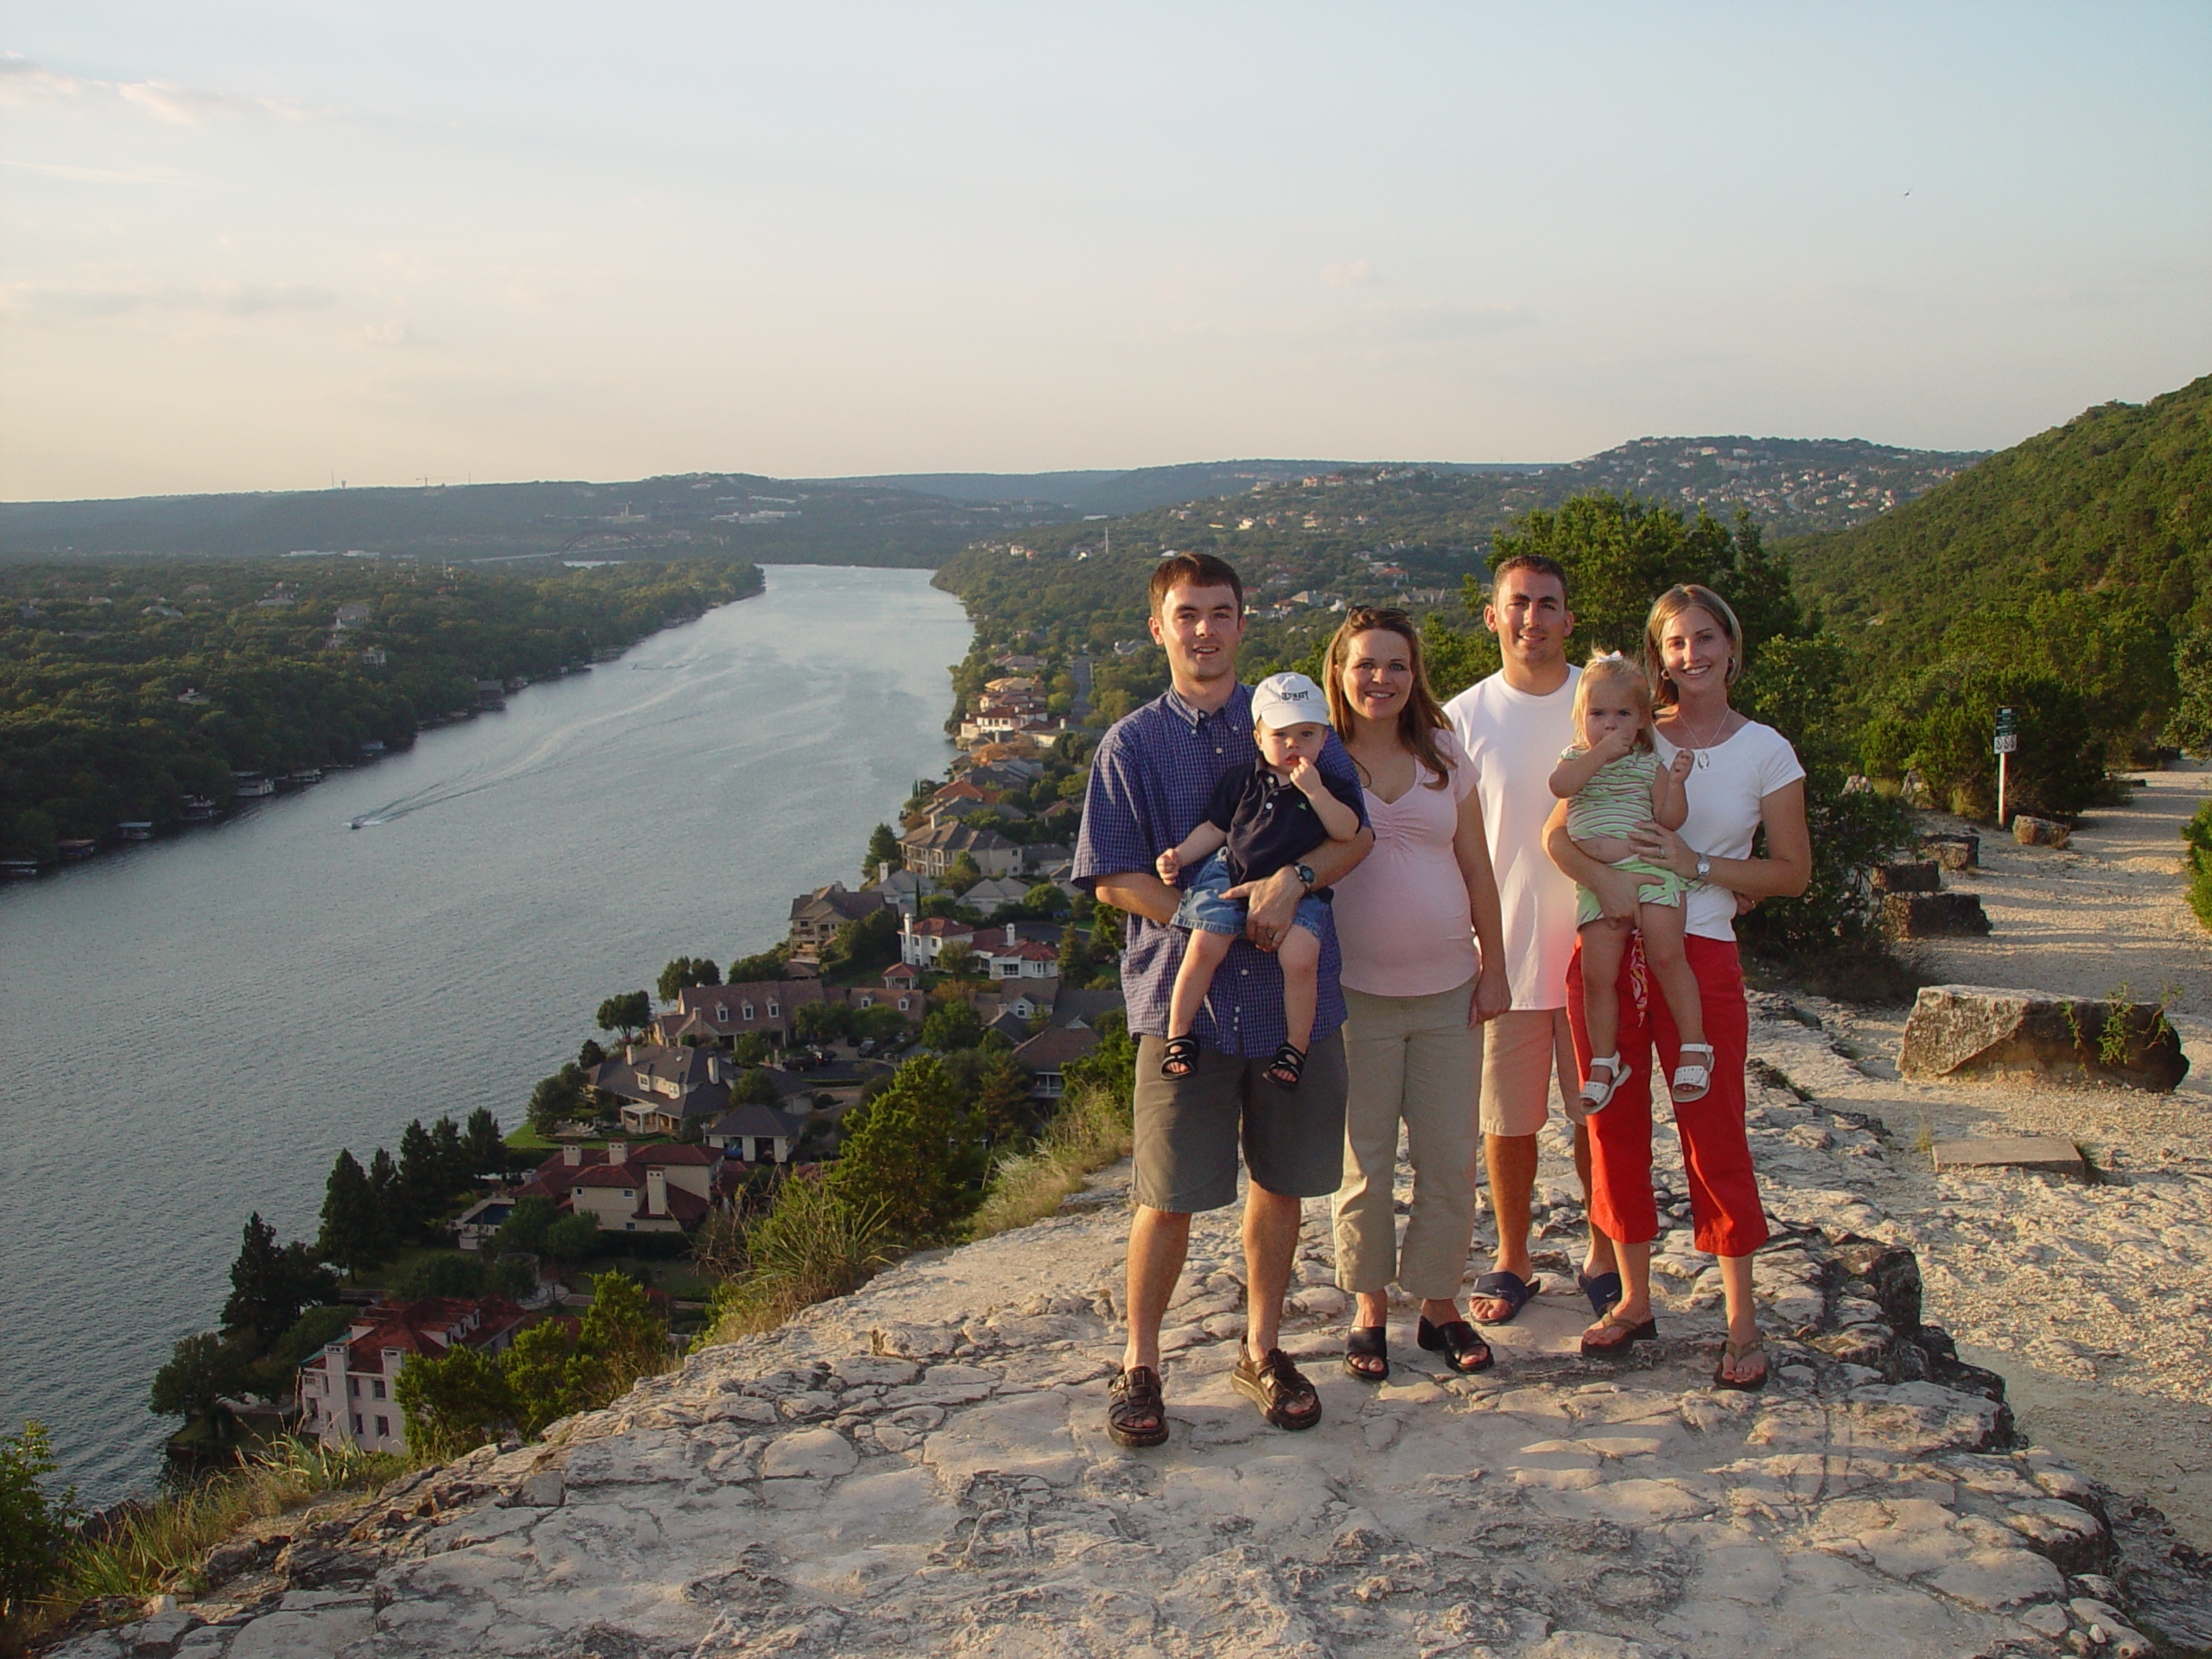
[1993,707,2018,824]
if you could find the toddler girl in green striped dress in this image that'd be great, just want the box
[1549,652,1711,1109]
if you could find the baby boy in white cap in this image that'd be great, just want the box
[1154,671,1365,1089]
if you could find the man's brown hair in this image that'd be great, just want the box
[1489,552,1568,598]
[1148,551,1243,617]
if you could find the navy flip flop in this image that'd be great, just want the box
[1577,1269,1624,1317]
[1469,1270,1536,1325]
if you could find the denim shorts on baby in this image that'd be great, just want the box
[1173,849,1332,938]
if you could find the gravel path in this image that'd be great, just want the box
[1771,762,2212,1550]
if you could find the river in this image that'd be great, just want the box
[0,564,972,1503]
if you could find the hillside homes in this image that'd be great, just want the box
[787,881,887,958]
[511,1141,728,1230]
[298,1296,526,1456]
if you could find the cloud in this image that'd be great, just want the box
[1320,259,1379,289]
[3,281,338,317]
[0,52,315,124]
[0,157,197,186]
[116,79,310,125]
[0,53,84,105]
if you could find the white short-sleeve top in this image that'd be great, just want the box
[1653,720,1806,942]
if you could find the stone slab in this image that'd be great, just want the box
[1930,1137,2088,1179]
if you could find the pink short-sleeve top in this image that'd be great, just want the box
[1331,729,1479,998]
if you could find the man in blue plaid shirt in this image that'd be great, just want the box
[1075,553,1373,1445]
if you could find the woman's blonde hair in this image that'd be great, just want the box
[1643,583,1745,709]
[1569,651,1656,753]
[1323,607,1454,790]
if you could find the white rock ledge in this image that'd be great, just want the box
[48,1007,2212,1659]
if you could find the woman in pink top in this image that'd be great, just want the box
[1324,608,1510,1382]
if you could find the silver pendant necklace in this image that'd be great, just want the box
[1678,706,1731,769]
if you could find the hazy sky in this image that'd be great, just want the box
[3,3,2207,500]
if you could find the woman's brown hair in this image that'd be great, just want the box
[1323,607,1454,790]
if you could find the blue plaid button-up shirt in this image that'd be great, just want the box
[1072,682,1368,1058]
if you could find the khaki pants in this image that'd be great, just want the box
[1332,981,1481,1301]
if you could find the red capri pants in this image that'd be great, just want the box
[1566,932,1769,1257]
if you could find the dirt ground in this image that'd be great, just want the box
[1792,761,2212,1547]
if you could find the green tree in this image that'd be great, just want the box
[595,990,651,1039]
[1022,882,1069,917]
[795,999,856,1043]
[727,945,790,983]
[222,1213,340,1344]
[919,998,985,1052]
[493,1194,558,1256]
[569,1273,670,1405]
[396,1118,444,1237]
[502,1321,582,1436]
[393,1344,514,1461]
[432,1115,468,1191]
[852,1002,910,1045]
[733,1066,783,1108]
[543,1212,602,1263]
[730,1033,772,1066]
[527,1067,587,1136]
[969,1051,1035,1147]
[396,1253,488,1300]
[249,1305,353,1392]
[865,822,903,880]
[657,955,723,1003]
[149,1331,254,1432]
[2170,624,2212,756]
[316,1148,386,1278]
[0,1421,79,1622]
[944,851,983,890]
[367,1147,401,1247]
[821,906,899,972]
[827,1057,980,1243]
[934,940,980,982]
[462,1106,508,1177]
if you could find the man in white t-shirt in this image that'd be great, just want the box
[1443,555,1619,1324]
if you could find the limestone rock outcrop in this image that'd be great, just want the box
[1899,984,2189,1092]
[41,1009,2211,1659]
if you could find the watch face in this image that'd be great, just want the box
[1294,863,1316,889]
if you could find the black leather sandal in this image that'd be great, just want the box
[1344,1325,1389,1382]
[1416,1315,1494,1374]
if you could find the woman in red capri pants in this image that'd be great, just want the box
[1543,584,1809,1390]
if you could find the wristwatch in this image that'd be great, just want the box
[1694,854,1712,884]
[1294,862,1317,893]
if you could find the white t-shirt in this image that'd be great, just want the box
[1444,666,1581,1011]
[1653,721,1806,942]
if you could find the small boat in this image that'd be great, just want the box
[1,858,42,879]
[287,768,324,785]
[116,822,154,841]
[181,797,217,820]
[234,774,275,798]
[56,839,96,860]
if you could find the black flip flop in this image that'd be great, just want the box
[1470,1269,1535,1325]
[1577,1269,1623,1316]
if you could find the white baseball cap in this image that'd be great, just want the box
[1249,671,1332,730]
